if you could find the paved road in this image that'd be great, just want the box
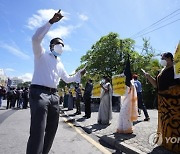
[0,100,174,154]
[0,100,120,154]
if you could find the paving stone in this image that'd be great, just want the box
[61,103,174,154]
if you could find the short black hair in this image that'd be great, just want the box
[162,52,173,61]
[50,37,63,45]
[89,79,93,83]
[132,74,138,80]
[104,76,111,82]
[50,37,64,50]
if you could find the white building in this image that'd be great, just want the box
[0,69,7,86]
[11,77,23,88]
[0,69,24,87]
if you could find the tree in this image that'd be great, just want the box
[81,32,135,82]
[131,38,161,109]
[17,81,31,88]
[58,34,162,109]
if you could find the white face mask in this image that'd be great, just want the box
[53,44,63,56]
[101,79,105,84]
[160,59,167,66]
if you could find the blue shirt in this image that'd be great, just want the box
[134,80,142,93]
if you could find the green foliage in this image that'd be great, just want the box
[17,81,31,88]
[131,38,161,109]
[58,34,161,109]
[81,32,135,82]
[58,80,67,89]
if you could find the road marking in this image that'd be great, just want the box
[62,117,111,154]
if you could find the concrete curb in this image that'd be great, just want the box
[60,107,145,154]
[100,135,145,154]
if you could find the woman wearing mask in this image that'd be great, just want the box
[97,76,113,125]
[143,52,180,153]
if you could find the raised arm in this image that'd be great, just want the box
[32,23,51,57]
[60,67,81,83]
[100,83,109,92]
[145,73,157,88]
[60,65,86,84]
[32,10,63,58]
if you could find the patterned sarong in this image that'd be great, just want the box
[157,85,180,153]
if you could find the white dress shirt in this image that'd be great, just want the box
[31,22,81,88]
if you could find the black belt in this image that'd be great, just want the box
[30,84,57,93]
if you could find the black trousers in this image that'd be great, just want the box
[26,87,60,154]
[137,92,149,118]
[6,99,11,109]
[84,97,91,118]
[75,98,81,113]
[23,98,28,109]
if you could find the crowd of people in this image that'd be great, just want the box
[1,10,177,154]
[36,10,180,153]
[61,52,180,153]
[0,86,29,109]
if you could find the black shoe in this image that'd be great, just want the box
[144,117,150,121]
[83,115,87,118]
[85,117,90,119]
[76,112,81,115]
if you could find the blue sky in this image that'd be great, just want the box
[0,0,179,82]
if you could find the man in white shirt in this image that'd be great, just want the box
[26,10,85,154]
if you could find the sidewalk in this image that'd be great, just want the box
[60,102,174,154]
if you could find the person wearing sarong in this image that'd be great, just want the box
[144,52,180,153]
[117,80,138,134]
[97,77,112,125]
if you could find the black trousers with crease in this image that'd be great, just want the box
[137,92,149,118]
[26,87,60,154]
[84,97,91,118]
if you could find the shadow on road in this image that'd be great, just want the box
[80,123,110,134]
[113,132,136,142]
[148,146,173,154]
[0,109,18,124]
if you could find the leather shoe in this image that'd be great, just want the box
[144,117,150,121]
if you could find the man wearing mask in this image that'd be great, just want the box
[26,10,85,154]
